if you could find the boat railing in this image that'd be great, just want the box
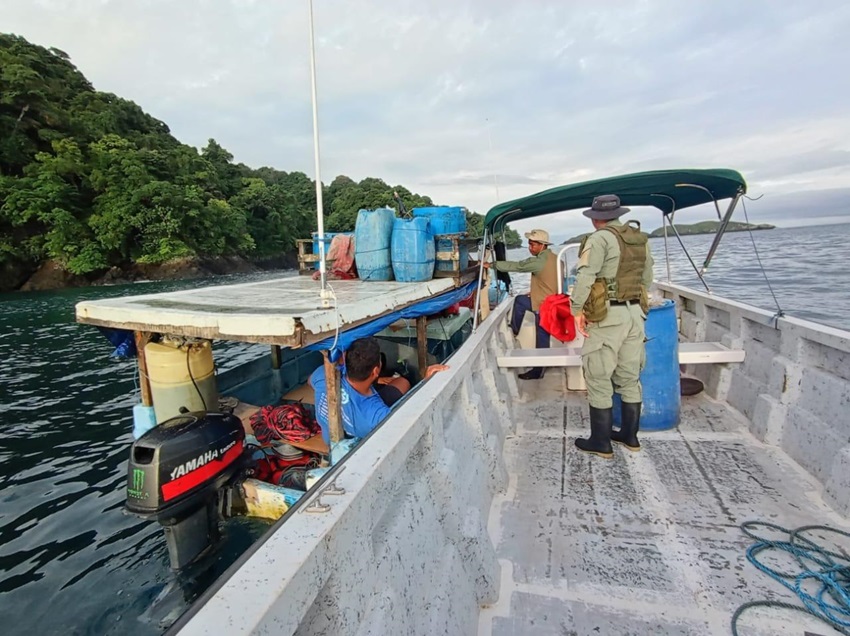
[556,243,581,295]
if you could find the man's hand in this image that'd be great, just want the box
[575,313,590,338]
[375,376,394,385]
[424,364,449,380]
[483,261,491,269]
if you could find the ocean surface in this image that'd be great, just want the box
[0,222,848,635]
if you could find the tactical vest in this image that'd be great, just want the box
[578,221,648,320]
[599,221,648,302]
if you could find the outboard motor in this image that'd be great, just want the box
[126,411,245,570]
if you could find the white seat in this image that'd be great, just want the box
[496,342,745,368]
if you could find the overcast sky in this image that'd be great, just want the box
[4,0,850,241]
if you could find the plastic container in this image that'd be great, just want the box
[145,339,219,424]
[391,216,436,282]
[132,404,158,439]
[613,299,680,430]
[412,206,468,272]
[354,208,395,281]
[489,279,508,306]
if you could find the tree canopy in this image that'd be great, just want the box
[0,33,519,288]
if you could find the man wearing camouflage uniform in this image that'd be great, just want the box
[570,195,654,458]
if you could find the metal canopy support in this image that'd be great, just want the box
[702,191,743,275]
[322,351,343,444]
[664,218,712,293]
[556,243,581,295]
[472,228,489,330]
[675,182,723,221]
[648,193,677,285]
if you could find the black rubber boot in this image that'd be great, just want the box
[612,402,641,452]
[518,367,544,380]
[575,406,614,458]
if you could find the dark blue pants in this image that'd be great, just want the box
[511,295,550,348]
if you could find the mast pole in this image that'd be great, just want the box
[308,0,330,305]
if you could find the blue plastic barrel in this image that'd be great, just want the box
[354,208,395,281]
[489,279,508,305]
[613,299,680,431]
[391,217,435,282]
[412,206,468,272]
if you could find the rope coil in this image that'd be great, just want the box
[732,521,850,635]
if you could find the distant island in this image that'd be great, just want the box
[561,220,775,244]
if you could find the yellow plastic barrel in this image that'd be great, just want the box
[145,339,219,423]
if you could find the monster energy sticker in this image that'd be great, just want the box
[128,468,146,499]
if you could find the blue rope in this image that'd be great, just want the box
[732,521,850,635]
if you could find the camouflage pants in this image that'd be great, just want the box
[581,303,646,409]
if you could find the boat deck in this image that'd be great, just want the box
[480,374,848,636]
[75,276,458,346]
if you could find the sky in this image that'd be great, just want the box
[4,0,850,243]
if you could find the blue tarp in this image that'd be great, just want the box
[306,280,477,361]
[96,327,137,359]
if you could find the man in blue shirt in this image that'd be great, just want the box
[310,337,447,444]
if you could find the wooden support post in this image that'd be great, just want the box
[480,269,492,321]
[134,331,153,406]
[416,315,428,377]
[270,345,282,369]
[322,351,343,444]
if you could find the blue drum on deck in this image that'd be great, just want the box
[391,217,435,282]
[613,299,680,431]
[412,206,468,272]
[354,208,395,281]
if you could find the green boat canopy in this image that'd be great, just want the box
[484,168,746,231]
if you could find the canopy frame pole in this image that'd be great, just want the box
[322,351,343,444]
[665,218,712,293]
[649,194,677,284]
[701,191,743,275]
[472,228,489,330]
[675,182,723,221]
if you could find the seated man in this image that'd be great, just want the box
[484,229,558,380]
[310,336,448,444]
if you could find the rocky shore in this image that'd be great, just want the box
[3,253,298,293]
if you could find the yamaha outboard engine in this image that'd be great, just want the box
[126,412,245,570]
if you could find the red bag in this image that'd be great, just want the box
[538,294,577,342]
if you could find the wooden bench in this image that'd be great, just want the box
[496,342,745,369]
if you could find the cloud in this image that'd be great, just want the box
[4,0,850,241]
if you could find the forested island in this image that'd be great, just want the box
[0,34,519,292]
[562,220,775,245]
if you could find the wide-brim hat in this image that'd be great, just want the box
[524,229,552,245]
[582,194,630,220]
